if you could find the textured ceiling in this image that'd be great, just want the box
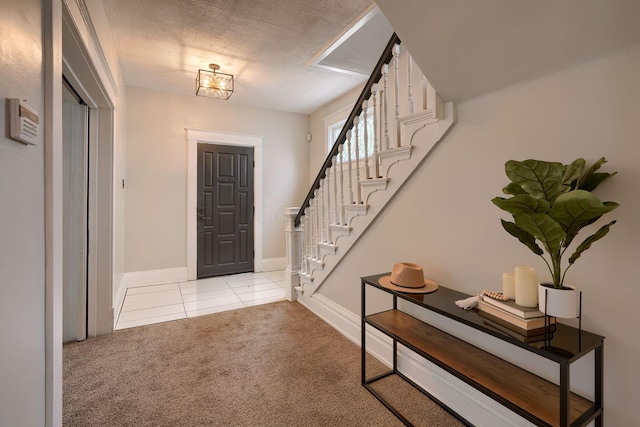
[101,0,383,114]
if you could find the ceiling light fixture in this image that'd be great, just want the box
[196,63,234,100]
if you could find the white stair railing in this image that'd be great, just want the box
[285,34,445,299]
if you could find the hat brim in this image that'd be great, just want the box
[378,275,439,294]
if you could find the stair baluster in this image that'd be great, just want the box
[421,73,427,111]
[326,167,331,242]
[354,116,362,204]
[333,155,342,226]
[308,200,313,262]
[363,101,370,180]
[371,85,379,178]
[339,145,345,225]
[394,44,401,147]
[408,54,414,115]
[302,209,309,275]
[314,188,320,255]
[347,129,353,204]
[383,64,390,150]
[321,179,326,243]
[306,210,311,271]
[379,89,384,157]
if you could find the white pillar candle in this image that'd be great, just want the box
[502,272,516,300]
[515,266,538,307]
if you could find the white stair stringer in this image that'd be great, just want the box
[318,242,337,255]
[344,203,368,223]
[298,101,455,298]
[330,224,352,236]
[360,177,389,204]
[379,145,412,179]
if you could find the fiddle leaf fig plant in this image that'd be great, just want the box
[492,157,619,288]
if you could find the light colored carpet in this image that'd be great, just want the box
[64,301,464,426]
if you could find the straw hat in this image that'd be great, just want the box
[378,262,439,294]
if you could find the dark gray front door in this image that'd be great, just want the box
[197,144,254,278]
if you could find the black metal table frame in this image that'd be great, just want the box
[360,276,604,427]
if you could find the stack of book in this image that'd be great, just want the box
[477,296,555,343]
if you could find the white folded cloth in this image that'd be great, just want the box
[455,295,481,310]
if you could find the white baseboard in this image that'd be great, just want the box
[124,267,188,288]
[259,257,286,272]
[124,260,284,290]
[298,293,360,345]
[299,294,535,427]
[299,293,393,366]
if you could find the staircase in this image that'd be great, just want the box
[284,34,455,301]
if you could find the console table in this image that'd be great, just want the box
[361,273,604,427]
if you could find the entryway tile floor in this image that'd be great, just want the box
[115,270,286,330]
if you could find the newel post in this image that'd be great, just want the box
[284,207,302,301]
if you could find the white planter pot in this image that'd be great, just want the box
[538,283,580,318]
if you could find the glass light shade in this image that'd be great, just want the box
[196,68,234,100]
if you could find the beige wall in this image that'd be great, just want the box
[0,0,45,424]
[317,45,640,426]
[125,87,309,273]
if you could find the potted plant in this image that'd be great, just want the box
[492,157,619,317]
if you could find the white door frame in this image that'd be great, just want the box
[186,128,263,280]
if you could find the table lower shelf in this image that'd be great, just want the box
[365,309,598,427]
